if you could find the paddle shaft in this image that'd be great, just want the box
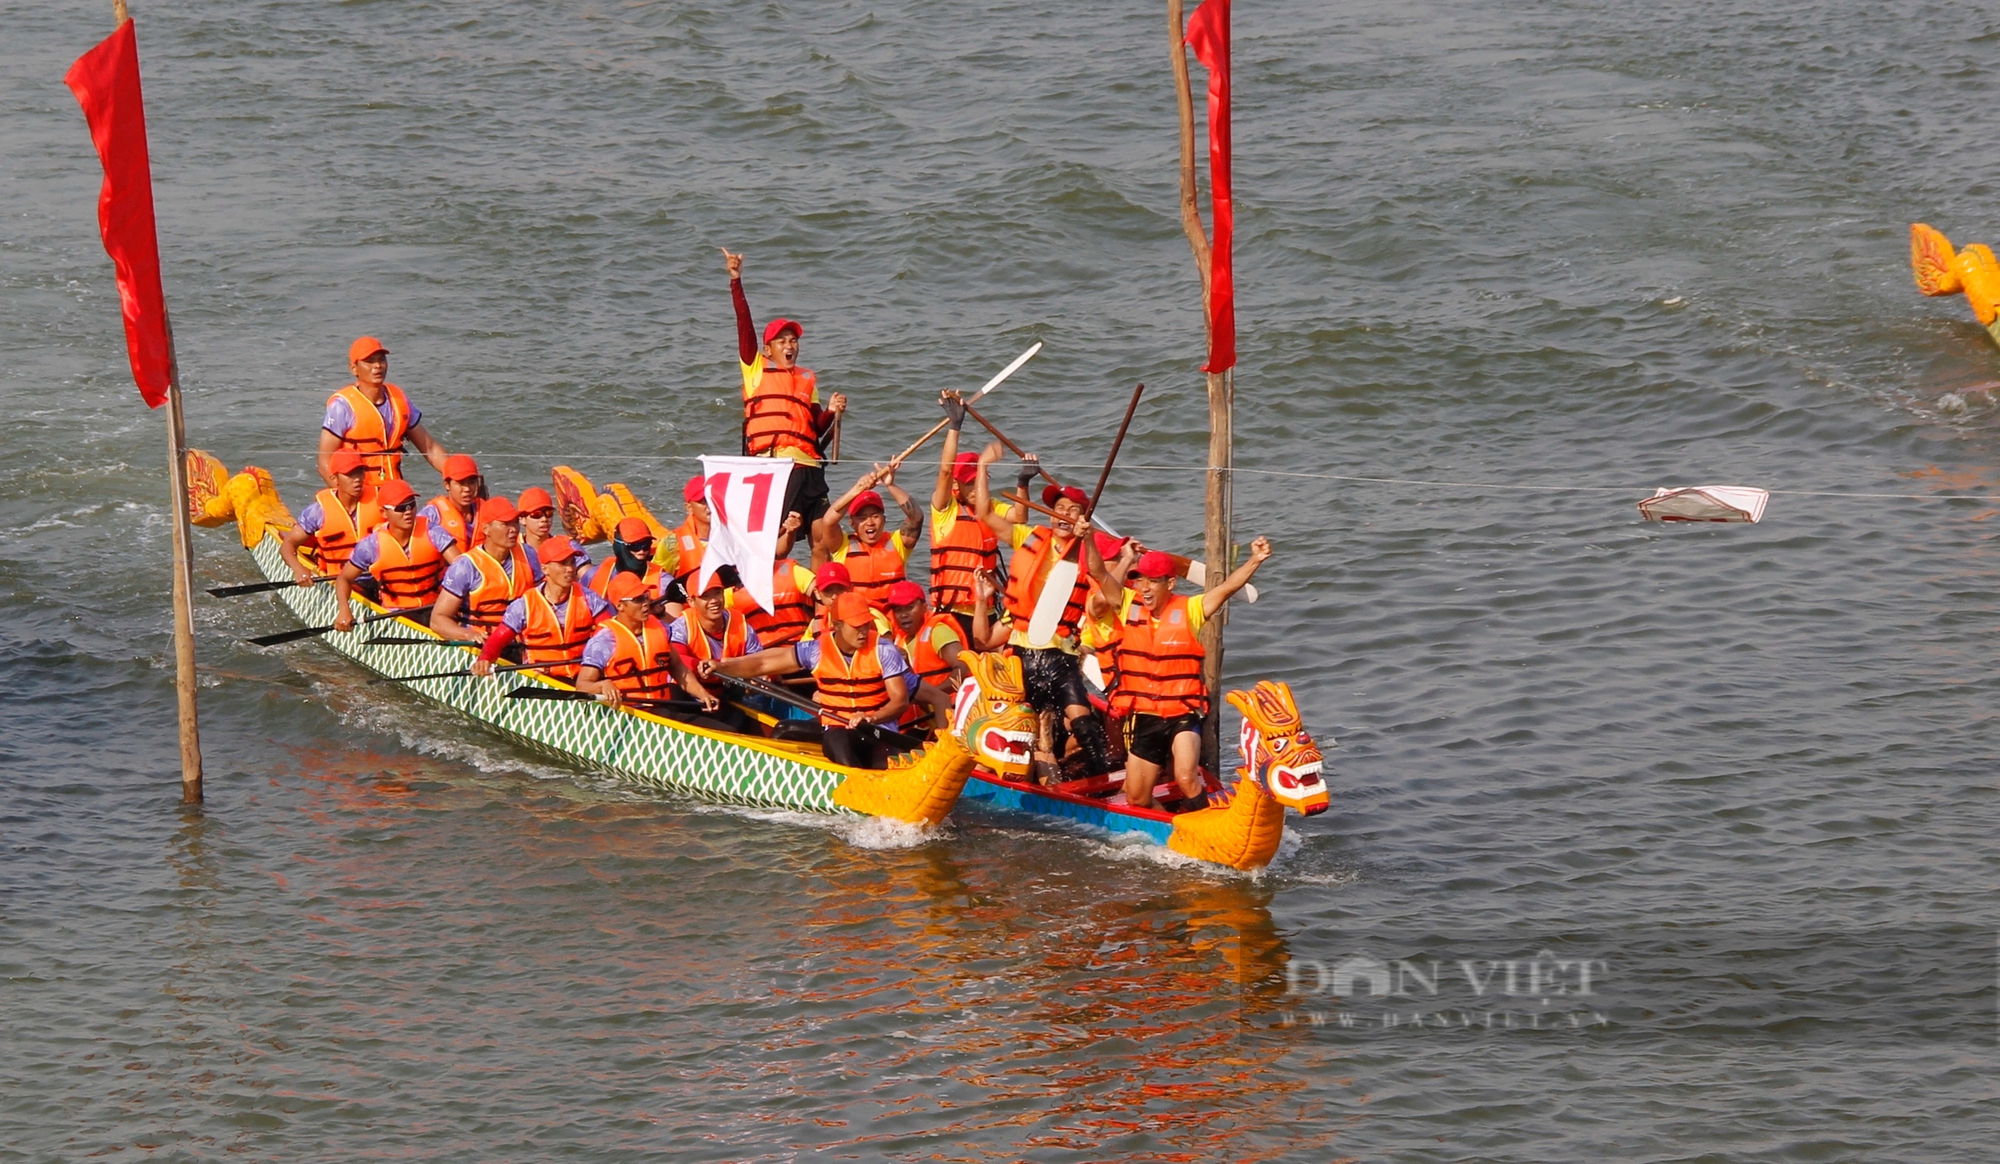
[711,671,924,747]
[885,342,1042,467]
[1089,383,1145,515]
[371,655,581,684]
[208,574,333,598]
[244,602,435,647]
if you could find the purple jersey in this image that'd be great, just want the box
[347,523,454,574]
[580,625,621,672]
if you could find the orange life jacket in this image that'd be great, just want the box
[1003,527,1089,646]
[426,496,478,554]
[1112,593,1207,719]
[669,518,706,583]
[600,617,675,699]
[328,383,411,500]
[371,518,448,607]
[894,611,960,727]
[738,562,813,648]
[519,586,600,680]
[674,609,750,662]
[834,533,905,609]
[461,545,534,631]
[928,505,997,615]
[812,631,889,728]
[308,488,381,574]
[742,363,820,459]
[1082,578,1124,696]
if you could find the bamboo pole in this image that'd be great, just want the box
[113,0,202,803]
[1169,0,1231,772]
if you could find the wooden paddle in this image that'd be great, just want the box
[207,574,333,598]
[1089,383,1144,515]
[504,687,700,713]
[884,342,1042,468]
[244,603,436,647]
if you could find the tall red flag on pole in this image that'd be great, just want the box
[65,20,173,408]
[1184,0,1234,373]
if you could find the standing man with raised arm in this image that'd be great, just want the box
[722,248,847,527]
[318,336,450,500]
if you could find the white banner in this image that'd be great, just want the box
[697,455,795,614]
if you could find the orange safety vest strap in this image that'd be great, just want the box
[929,506,997,614]
[1112,593,1208,718]
[602,619,676,698]
[1003,527,1089,640]
[812,632,889,727]
[521,587,599,679]
[330,383,411,492]
[742,363,820,458]
[372,517,447,605]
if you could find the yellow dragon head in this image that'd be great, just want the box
[950,651,1036,781]
[1226,681,1329,815]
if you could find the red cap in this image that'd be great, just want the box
[517,486,553,513]
[537,535,582,565]
[1135,551,1176,579]
[442,454,480,481]
[377,479,417,507]
[684,475,708,504]
[328,449,365,475]
[831,591,874,627]
[848,490,884,516]
[478,497,519,526]
[762,318,802,346]
[885,580,925,608]
[605,572,651,603]
[952,452,980,484]
[815,561,852,591]
[1094,532,1126,561]
[615,517,652,543]
[1053,485,1088,508]
[348,336,388,363]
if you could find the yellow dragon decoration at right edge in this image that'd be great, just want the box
[1911,223,2000,347]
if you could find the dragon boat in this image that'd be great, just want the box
[185,452,1006,827]
[947,653,1331,871]
[1911,223,2000,347]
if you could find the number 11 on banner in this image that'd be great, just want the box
[696,455,796,613]
[704,471,777,533]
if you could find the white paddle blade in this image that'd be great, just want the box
[969,342,1043,403]
[1025,557,1079,648]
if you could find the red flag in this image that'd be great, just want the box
[65,21,173,409]
[1185,0,1234,373]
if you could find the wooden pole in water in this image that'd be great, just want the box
[111,0,202,803]
[1169,0,1231,772]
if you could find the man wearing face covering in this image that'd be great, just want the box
[585,517,664,605]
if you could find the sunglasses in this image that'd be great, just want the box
[389,500,419,513]
[523,508,555,520]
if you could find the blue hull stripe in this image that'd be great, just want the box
[961,774,1175,845]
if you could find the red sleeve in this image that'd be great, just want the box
[479,624,517,664]
[731,278,758,366]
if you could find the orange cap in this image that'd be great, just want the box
[442,454,480,481]
[831,591,875,628]
[517,486,554,512]
[477,497,519,526]
[328,449,365,475]
[348,336,388,363]
[376,479,417,507]
[537,535,582,565]
[606,571,652,604]
[615,517,652,543]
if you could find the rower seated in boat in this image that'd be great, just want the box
[668,567,760,722]
[585,517,664,604]
[884,580,965,732]
[473,536,609,681]
[421,455,487,555]
[318,336,450,502]
[813,464,921,607]
[431,497,541,647]
[1111,540,1271,811]
[280,449,380,587]
[702,592,914,769]
[516,487,576,567]
[332,478,461,632]
[730,513,814,649]
[574,572,676,709]
[658,475,711,609]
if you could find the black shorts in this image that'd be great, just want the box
[1125,712,1204,766]
[780,463,831,529]
[1019,647,1091,716]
